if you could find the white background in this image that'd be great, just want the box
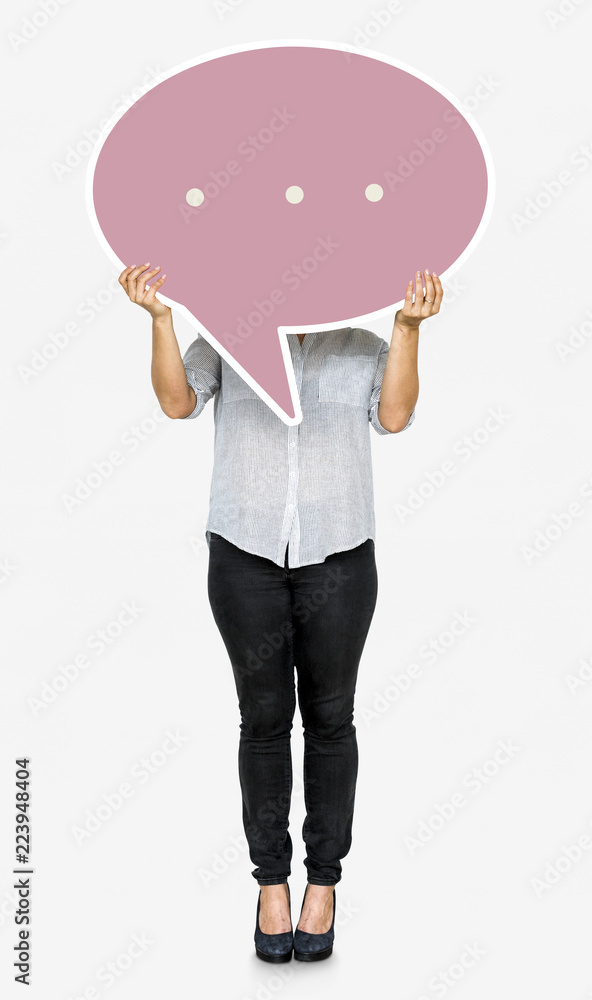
[2,0,592,997]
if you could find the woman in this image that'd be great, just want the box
[119,262,442,963]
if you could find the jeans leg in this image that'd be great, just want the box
[290,539,378,885]
[207,534,296,885]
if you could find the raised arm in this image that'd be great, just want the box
[151,311,197,419]
[118,263,196,419]
[376,269,443,431]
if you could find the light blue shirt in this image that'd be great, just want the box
[181,327,415,567]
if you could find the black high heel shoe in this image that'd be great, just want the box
[293,884,336,962]
[254,883,293,962]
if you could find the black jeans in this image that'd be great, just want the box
[207,532,378,886]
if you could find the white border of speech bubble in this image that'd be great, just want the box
[85,39,495,426]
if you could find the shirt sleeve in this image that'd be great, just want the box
[179,333,222,419]
[368,337,416,435]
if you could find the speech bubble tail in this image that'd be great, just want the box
[224,324,299,424]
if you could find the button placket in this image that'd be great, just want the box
[279,338,304,565]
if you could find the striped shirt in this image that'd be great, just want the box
[181,327,415,568]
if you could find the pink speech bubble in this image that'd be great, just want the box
[87,41,492,424]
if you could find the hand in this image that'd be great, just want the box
[394,269,443,333]
[118,263,171,319]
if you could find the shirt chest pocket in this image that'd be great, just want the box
[318,354,376,408]
[221,362,261,402]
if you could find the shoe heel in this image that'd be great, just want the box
[293,885,336,962]
[254,883,293,963]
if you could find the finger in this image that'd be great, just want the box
[424,269,435,306]
[136,263,157,296]
[127,263,148,278]
[413,270,423,314]
[431,272,443,308]
[129,262,151,285]
[403,279,414,308]
[145,274,167,298]
[143,267,162,294]
[126,264,148,301]
[398,281,415,326]
[118,265,136,290]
